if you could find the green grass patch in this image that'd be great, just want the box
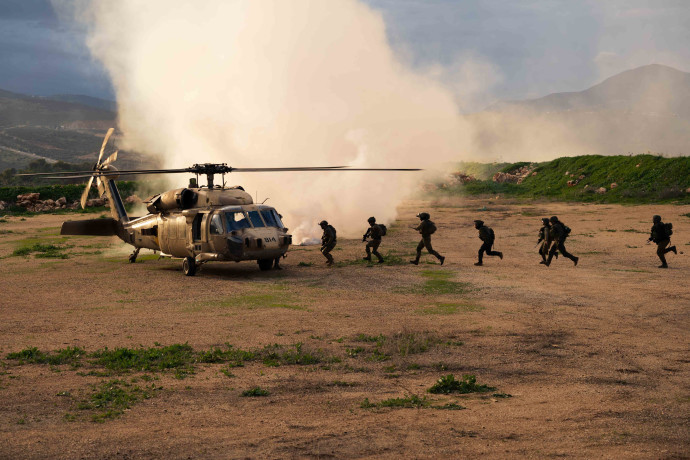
[91,344,196,376]
[241,386,270,397]
[361,394,429,409]
[399,270,473,295]
[297,261,313,267]
[428,374,496,394]
[433,402,466,410]
[78,379,157,422]
[6,346,85,365]
[12,242,70,259]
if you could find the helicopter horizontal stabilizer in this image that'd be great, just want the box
[61,218,120,236]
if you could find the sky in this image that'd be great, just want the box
[0,0,689,111]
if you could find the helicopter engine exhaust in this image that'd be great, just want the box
[147,188,199,213]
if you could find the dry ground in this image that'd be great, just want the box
[0,197,688,459]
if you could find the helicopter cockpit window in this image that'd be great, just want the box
[225,211,250,231]
[260,210,278,227]
[271,210,284,228]
[247,211,265,228]
[209,213,224,235]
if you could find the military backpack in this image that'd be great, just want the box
[427,220,437,234]
[379,224,387,236]
[664,222,673,237]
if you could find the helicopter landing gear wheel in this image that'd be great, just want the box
[258,259,273,271]
[183,257,197,276]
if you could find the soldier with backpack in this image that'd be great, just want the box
[362,216,385,263]
[319,220,337,266]
[474,220,503,266]
[648,215,676,268]
[537,217,558,264]
[410,212,445,265]
[545,216,579,267]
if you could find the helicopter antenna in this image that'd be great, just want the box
[261,198,269,204]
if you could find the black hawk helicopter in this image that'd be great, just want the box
[19,128,419,275]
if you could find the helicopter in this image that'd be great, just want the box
[19,128,420,276]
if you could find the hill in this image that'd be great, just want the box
[469,64,690,159]
[436,154,690,204]
[0,88,153,172]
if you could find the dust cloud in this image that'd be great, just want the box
[57,0,474,241]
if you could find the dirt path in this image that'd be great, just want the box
[0,198,688,459]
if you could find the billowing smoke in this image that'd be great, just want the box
[58,0,472,240]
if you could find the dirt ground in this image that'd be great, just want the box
[0,197,688,459]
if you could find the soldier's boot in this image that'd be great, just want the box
[658,264,668,269]
[374,252,384,264]
[410,251,421,265]
[363,256,371,261]
[545,254,553,267]
[498,252,503,260]
[554,252,559,259]
[573,256,579,266]
[657,252,667,268]
[439,255,445,265]
[474,261,483,266]
[669,246,677,255]
[377,257,384,264]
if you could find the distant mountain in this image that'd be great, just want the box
[0,88,154,172]
[47,94,117,112]
[488,64,690,117]
[0,88,115,127]
[469,64,690,159]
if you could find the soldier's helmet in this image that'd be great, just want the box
[653,215,662,223]
[474,219,484,226]
[368,217,376,224]
[417,212,430,220]
[550,216,559,223]
[542,218,550,225]
[319,220,328,227]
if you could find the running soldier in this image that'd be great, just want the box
[362,216,385,263]
[545,216,578,266]
[648,215,676,268]
[319,220,337,266]
[410,212,445,265]
[537,217,558,264]
[474,220,503,266]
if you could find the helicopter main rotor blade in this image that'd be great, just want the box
[16,170,104,176]
[97,128,114,165]
[101,150,118,166]
[80,176,94,209]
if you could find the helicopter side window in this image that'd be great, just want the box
[226,212,250,231]
[209,213,224,235]
[247,211,265,228]
[260,210,278,227]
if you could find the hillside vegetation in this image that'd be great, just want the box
[439,155,690,204]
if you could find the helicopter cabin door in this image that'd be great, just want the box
[191,213,204,252]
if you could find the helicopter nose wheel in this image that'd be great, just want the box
[183,257,197,276]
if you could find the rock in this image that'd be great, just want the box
[56,197,67,206]
[17,192,40,202]
[565,171,570,176]
[610,182,618,189]
[85,198,106,207]
[493,172,520,184]
[636,163,641,168]
[578,175,585,180]
[567,180,579,187]
[531,171,537,176]
[596,187,607,194]
[43,199,55,207]
[0,200,7,210]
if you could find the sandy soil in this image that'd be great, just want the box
[0,197,688,459]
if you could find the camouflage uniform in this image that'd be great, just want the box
[474,220,502,265]
[320,221,337,265]
[410,214,444,265]
[363,222,384,263]
[537,218,557,264]
[649,216,676,268]
[545,217,578,266]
